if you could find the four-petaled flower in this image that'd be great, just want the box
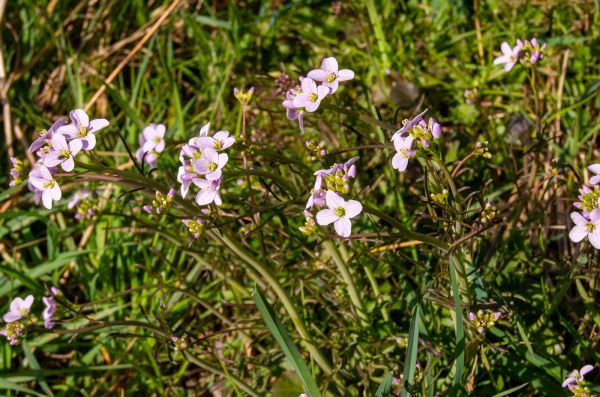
[493,42,522,72]
[316,190,362,237]
[194,177,223,206]
[292,77,330,112]
[57,109,109,150]
[563,365,594,387]
[307,57,354,94]
[3,295,34,323]
[28,165,62,209]
[141,123,166,153]
[43,134,82,172]
[193,148,228,181]
[569,210,600,249]
[391,136,415,172]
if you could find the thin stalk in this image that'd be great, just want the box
[322,240,369,326]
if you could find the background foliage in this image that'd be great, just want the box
[1,0,600,395]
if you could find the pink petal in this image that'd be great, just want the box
[82,133,96,150]
[195,189,217,206]
[56,124,80,139]
[89,118,109,133]
[325,190,345,208]
[316,208,337,225]
[562,377,576,388]
[344,200,362,218]
[500,42,512,56]
[61,157,75,172]
[2,312,22,323]
[334,217,351,237]
[589,231,600,249]
[42,190,53,209]
[493,56,508,65]
[300,77,317,93]
[307,69,327,81]
[569,225,587,242]
[69,138,83,155]
[336,69,354,81]
[580,365,594,376]
[70,109,89,127]
[218,153,229,168]
[43,152,63,168]
[317,85,331,99]
[571,212,587,225]
[304,100,320,112]
[321,57,338,73]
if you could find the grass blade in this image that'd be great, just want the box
[253,287,322,397]
[400,304,420,397]
[449,257,465,391]
[375,371,394,397]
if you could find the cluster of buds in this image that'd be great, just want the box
[305,140,327,161]
[171,336,188,351]
[136,123,166,170]
[563,365,596,397]
[473,141,492,159]
[430,189,449,204]
[9,157,26,187]
[394,336,408,348]
[234,87,254,108]
[0,322,25,345]
[143,188,175,215]
[299,210,317,236]
[68,188,97,221]
[464,88,479,105]
[468,309,501,334]
[479,203,497,224]
[182,218,205,239]
[391,109,442,173]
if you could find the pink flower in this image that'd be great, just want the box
[316,190,362,237]
[391,109,428,141]
[195,131,235,151]
[391,136,415,172]
[283,86,305,133]
[194,177,222,206]
[3,295,34,323]
[292,77,329,112]
[193,148,229,181]
[569,211,600,249]
[588,164,600,186]
[307,57,354,94]
[141,123,166,153]
[563,365,594,387]
[28,165,61,209]
[493,42,522,72]
[43,134,82,172]
[42,289,58,329]
[56,109,109,150]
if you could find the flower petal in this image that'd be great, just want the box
[569,225,587,243]
[336,69,354,81]
[70,109,89,127]
[589,231,600,249]
[334,217,351,237]
[570,212,587,225]
[316,208,337,225]
[89,118,109,133]
[307,69,327,81]
[344,200,363,218]
[325,190,345,208]
[580,365,594,376]
[321,57,338,73]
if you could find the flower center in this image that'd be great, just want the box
[18,308,27,315]
[586,223,596,233]
[78,125,88,138]
[213,141,223,150]
[39,129,47,137]
[334,206,345,217]
[43,180,55,190]
[154,137,161,143]
[208,162,218,172]
[309,93,318,102]
[60,149,71,159]
[326,72,337,83]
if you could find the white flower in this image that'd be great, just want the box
[307,56,354,94]
[56,109,109,150]
[292,77,330,112]
[28,165,62,209]
[43,134,82,172]
[493,42,522,72]
[193,148,229,181]
[316,191,362,237]
[569,211,600,249]
[141,123,166,153]
[391,136,415,172]
[194,177,222,206]
[3,295,34,323]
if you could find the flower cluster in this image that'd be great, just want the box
[136,123,166,169]
[23,110,109,209]
[473,141,492,159]
[302,157,362,237]
[479,203,497,224]
[1,295,33,345]
[171,336,188,351]
[468,309,501,334]
[182,217,205,239]
[391,109,442,173]
[9,157,26,187]
[494,38,547,72]
[177,122,234,207]
[569,164,600,249]
[563,365,596,397]
[430,189,449,204]
[305,140,328,161]
[282,56,354,133]
[68,188,98,220]
[143,188,175,215]
[464,88,478,105]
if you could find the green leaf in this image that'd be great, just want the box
[21,340,54,396]
[400,304,420,397]
[253,287,322,397]
[491,383,529,397]
[449,257,465,391]
[375,371,394,397]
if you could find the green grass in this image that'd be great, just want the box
[1,0,600,396]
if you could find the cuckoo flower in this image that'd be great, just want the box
[292,77,329,112]
[3,295,34,323]
[391,136,415,172]
[43,134,82,172]
[307,56,354,94]
[563,365,595,387]
[391,109,428,141]
[56,109,109,150]
[194,177,223,206]
[195,130,235,151]
[283,86,305,133]
[28,165,61,209]
[193,148,228,181]
[493,42,522,72]
[316,190,362,237]
[141,123,166,153]
[569,210,600,249]
[9,157,25,187]
[42,288,59,330]
[29,118,68,153]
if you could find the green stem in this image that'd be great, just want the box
[322,240,369,326]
